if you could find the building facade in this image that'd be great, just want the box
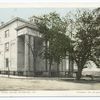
[0,17,69,76]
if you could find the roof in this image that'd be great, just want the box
[0,17,36,29]
[15,23,38,31]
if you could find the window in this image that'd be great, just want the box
[5,58,9,68]
[5,42,9,51]
[5,30,9,38]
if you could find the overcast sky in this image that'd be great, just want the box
[0,8,94,23]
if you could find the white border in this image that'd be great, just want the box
[0,90,100,96]
[0,0,100,3]
[0,2,99,8]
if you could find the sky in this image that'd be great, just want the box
[0,8,95,23]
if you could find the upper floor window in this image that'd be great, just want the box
[5,42,9,52]
[5,30,9,38]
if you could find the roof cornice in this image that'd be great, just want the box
[0,17,35,29]
[15,23,38,31]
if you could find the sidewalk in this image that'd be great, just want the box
[0,74,75,80]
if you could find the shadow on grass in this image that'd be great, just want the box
[60,78,100,84]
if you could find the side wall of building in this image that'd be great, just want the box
[0,20,28,72]
[0,21,18,71]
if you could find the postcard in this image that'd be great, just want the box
[0,2,99,97]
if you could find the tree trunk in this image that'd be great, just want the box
[68,53,74,77]
[57,62,60,77]
[76,67,82,80]
[45,41,48,71]
[49,59,52,77]
[68,53,71,76]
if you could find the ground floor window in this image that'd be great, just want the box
[5,58,9,68]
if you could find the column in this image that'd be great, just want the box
[30,36,34,73]
[24,35,29,76]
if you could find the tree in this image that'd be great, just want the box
[65,13,76,77]
[72,9,100,80]
[52,33,70,76]
[34,12,69,76]
[89,8,100,67]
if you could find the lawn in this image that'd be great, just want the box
[0,75,100,90]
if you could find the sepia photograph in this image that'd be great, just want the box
[0,2,100,96]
